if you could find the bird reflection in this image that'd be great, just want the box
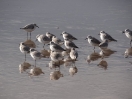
[124,47,132,58]
[48,60,64,70]
[86,52,101,64]
[19,62,32,73]
[69,66,78,76]
[24,39,36,48]
[50,70,63,80]
[29,67,44,77]
[99,48,117,58]
[97,60,108,70]
[41,49,50,58]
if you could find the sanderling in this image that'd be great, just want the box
[61,31,77,41]
[64,39,78,49]
[20,23,39,40]
[99,40,109,49]
[46,32,55,40]
[70,48,78,61]
[49,41,66,52]
[52,36,64,45]
[99,31,117,42]
[85,35,101,50]
[122,29,132,46]
[50,51,63,63]
[30,48,43,66]
[36,34,51,48]
[124,47,132,58]
[50,51,64,69]
[19,42,30,61]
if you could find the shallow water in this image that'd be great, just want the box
[0,0,132,99]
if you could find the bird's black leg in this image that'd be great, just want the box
[27,32,28,39]
[93,46,95,50]
[43,44,45,48]
[30,32,31,40]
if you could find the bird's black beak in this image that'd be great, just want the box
[47,43,50,45]
[60,34,62,35]
[36,25,39,28]
[122,31,125,34]
[35,39,38,41]
[85,38,87,40]
[98,33,100,35]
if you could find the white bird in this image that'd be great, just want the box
[61,31,77,41]
[99,40,109,49]
[70,48,78,61]
[36,34,51,48]
[99,31,117,42]
[122,29,132,46]
[64,39,78,50]
[30,48,43,66]
[46,32,55,41]
[20,23,39,40]
[49,41,66,52]
[19,42,30,61]
[50,51,63,62]
[124,47,132,58]
[85,35,101,50]
[52,36,64,45]
[50,51,64,69]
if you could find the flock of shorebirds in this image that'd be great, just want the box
[19,23,132,79]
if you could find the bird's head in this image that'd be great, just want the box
[33,24,39,28]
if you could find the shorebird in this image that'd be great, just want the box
[20,23,39,40]
[99,40,109,49]
[64,39,78,49]
[46,32,55,41]
[70,48,78,61]
[124,47,132,58]
[122,29,132,46]
[99,31,117,42]
[30,48,43,67]
[50,51,64,69]
[52,36,64,45]
[50,51,63,62]
[61,31,77,41]
[85,35,101,50]
[19,42,30,61]
[49,41,66,52]
[36,34,51,48]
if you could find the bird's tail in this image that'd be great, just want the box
[113,39,117,42]
[20,28,24,29]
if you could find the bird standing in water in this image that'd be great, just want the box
[20,23,39,40]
